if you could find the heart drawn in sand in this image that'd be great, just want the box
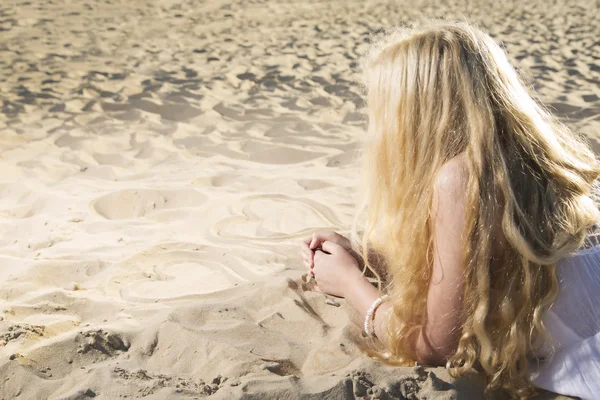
[210,194,345,242]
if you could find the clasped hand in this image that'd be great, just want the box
[298,231,365,298]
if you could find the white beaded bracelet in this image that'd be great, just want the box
[364,294,389,337]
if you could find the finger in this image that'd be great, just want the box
[305,259,316,271]
[299,247,312,259]
[309,233,318,249]
[303,256,314,267]
[302,241,316,255]
[310,231,336,249]
[299,240,312,251]
[299,251,310,264]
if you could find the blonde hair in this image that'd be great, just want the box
[352,19,600,398]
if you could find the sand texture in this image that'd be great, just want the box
[1,0,598,398]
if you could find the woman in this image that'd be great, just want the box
[299,20,600,399]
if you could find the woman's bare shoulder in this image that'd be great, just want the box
[434,154,469,195]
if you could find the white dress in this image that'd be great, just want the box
[530,230,600,400]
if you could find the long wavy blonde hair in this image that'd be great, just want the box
[351,20,600,398]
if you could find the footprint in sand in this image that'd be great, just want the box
[0,183,40,219]
[211,194,344,241]
[90,188,206,220]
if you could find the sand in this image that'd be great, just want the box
[0,0,598,398]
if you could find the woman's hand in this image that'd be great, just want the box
[299,231,352,273]
[309,231,351,252]
[312,241,366,298]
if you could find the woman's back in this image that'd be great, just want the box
[532,234,600,400]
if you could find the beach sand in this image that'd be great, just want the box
[1,0,598,398]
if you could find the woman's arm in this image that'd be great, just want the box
[343,158,468,365]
